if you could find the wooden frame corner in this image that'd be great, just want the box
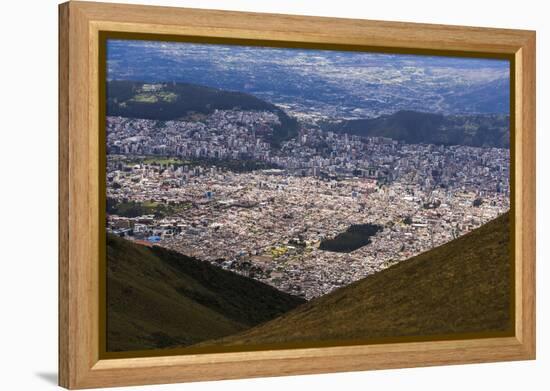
[59,1,536,388]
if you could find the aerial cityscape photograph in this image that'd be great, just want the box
[104,39,512,353]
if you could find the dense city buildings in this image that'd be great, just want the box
[106,109,509,299]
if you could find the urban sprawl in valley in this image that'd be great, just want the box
[106,106,509,299]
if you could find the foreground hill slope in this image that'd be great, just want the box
[201,212,511,347]
[106,235,305,352]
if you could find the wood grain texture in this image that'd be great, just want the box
[58,3,70,387]
[58,1,536,389]
[517,35,536,356]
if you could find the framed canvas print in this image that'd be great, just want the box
[59,1,536,389]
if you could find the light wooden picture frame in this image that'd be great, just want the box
[59,1,536,389]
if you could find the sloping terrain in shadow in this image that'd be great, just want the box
[106,235,305,352]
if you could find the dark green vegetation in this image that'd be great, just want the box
[106,235,305,351]
[319,224,383,253]
[111,155,282,173]
[194,158,281,172]
[200,213,511,347]
[106,198,191,218]
[148,157,279,173]
[325,110,510,148]
[107,81,299,147]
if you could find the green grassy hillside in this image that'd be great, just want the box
[200,212,511,347]
[106,235,305,352]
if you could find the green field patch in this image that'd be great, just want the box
[130,91,178,104]
[157,91,178,102]
[141,157,188,166]
[132,93,159,103]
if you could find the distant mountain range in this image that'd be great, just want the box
[443,78,510,114]
[198,212,511,348]
[106,80,299,147]
[324,110,510,148]
[106,234,305,352]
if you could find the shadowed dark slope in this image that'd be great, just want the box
[199,212,511,347]
[326,110,510,148]
[106,235,305,352]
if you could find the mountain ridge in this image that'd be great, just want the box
[324,110,510,148]
[107,81,509,149]
[106,80,299,147]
